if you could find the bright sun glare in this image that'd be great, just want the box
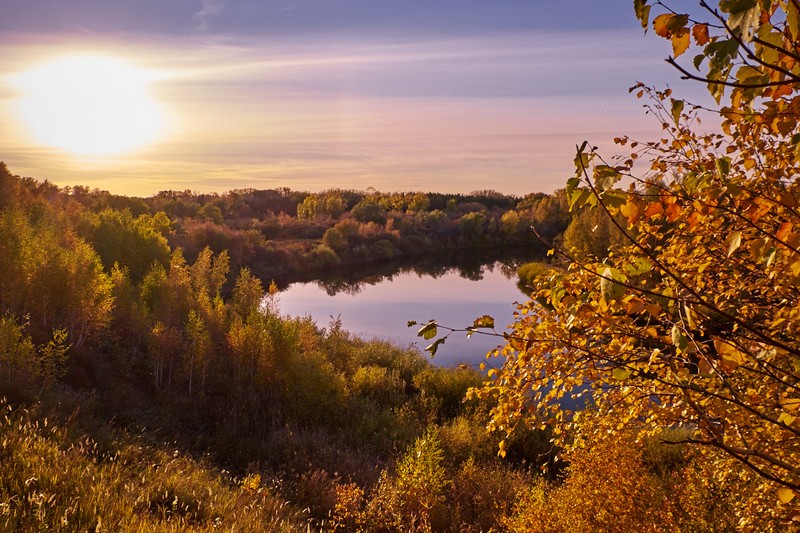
[10,55,166,157]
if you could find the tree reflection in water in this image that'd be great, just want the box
[275,249,545,297]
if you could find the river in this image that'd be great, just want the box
[275,253,537,368]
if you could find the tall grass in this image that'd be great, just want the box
[0,400,310,532]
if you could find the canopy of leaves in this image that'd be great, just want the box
[468,1,800,525]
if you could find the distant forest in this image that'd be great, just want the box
[56,178,576,281]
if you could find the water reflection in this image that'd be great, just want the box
[275,249,542,297]
[276,249,545,367]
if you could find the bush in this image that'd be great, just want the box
[364,429,448,532]
[311,244,341,268]
[351,200,387,224]
[516,261,556,292]
[351,365,405,407]
[502,425,749,533]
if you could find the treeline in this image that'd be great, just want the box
[62,180,575,280]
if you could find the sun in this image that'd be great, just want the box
[10,55,166,157]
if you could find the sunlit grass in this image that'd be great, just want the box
[0,400,310,532]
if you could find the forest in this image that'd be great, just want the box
[0,162,612,532]
[0,162,732,532]
[3,1,800,531]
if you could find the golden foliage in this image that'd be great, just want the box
[469,2,800,526]
[502,425,752,532]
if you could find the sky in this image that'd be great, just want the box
[0,1,710,196]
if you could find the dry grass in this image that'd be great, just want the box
[0,401,311,532]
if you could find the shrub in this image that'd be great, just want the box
[364,429,449,532]
[311,244,341,268]
[516,261,556,292]
[350,365,405,407]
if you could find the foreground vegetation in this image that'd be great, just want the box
[0,161,543,530]
[445,1,800,530]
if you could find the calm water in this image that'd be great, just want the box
[276,258,531,368]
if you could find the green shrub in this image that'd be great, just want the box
[517,261,555,291]
[311,244,341,268]
[364,429,449,532]
[412,366,483,419]
[351,365,405,407]
[351,200,387,224]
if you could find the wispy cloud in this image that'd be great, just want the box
[0,28,710,196]
[193,0,225,31]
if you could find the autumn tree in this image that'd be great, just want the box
[351,199,388,224]
[437,0,800,525]
[81,208,171,282]
[0,205,113,348]
[296,190,348,220]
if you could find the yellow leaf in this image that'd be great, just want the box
[620,197,642,224]
[749,238,767,260]
[672,28,691,57]
[779,412,797,426]
[778,487,796,504]
[653,14,673,37]
[612,368,632,381]
[714,338,748,370]
[726,231,742,256]
[509,337,526,351]
[780,398,800,412]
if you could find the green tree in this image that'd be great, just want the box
[560,203,626,259]
[37,328,69,390]
[351,199,387,224]
[0,315,35,384]
[406,192,431,213]
[59,239,114,347]
[82,208,171,282]
[500,210,521,237]
[230,267,264,320]
[0,206,113,348]
[366,429,448,532]
[185,309,211,396]
[296,190,347,220]
[458,212,486,241]
[322,226,348,251]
